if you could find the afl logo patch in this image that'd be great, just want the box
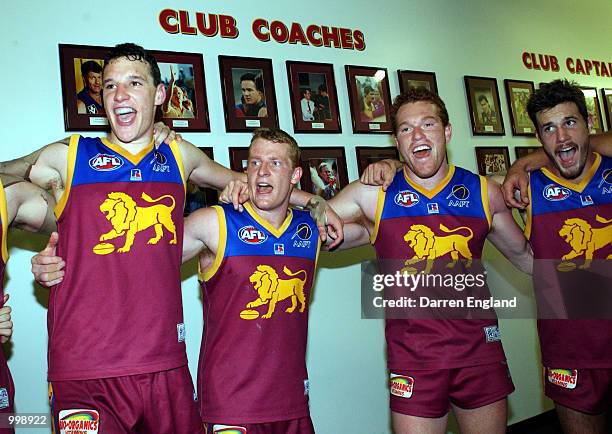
[292,223,313,240]
[543,184,571,201]
[238,225,267,244]
[89,153,123,171]
[394,190,420,207]
[446,184,470,200]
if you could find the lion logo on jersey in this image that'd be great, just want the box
[402,224,474,274]
[558,215,612,270]
[94,192,177,254]
[245,265,308,319]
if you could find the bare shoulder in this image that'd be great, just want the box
[486,176,507,214]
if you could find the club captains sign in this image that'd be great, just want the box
[158,9,366,51]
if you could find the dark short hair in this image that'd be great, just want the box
[104,43,161,86]
[527,79,588,129]
[390,87,449,133]
[478,94,489,105]
[300,88,311,98]
[249,128,300,168]
[81,60,102,77]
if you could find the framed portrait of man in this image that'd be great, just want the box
[397,70,438,95]
[286,61,342,134]
[580,87,604,134]
[219,56,279,132]
[602,88,612,131]
[504,79,536,136]
[475,147,511,176]
[345,65,393,134]
[298,147,349,200]
[464,76,505,136]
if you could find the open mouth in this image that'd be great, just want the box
[114,107,136,125]
[412,144,432,158]
[556,144,577,166]
[256,182,273,194]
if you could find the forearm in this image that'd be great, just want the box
[591,132,612,156]
[510,149,550,172]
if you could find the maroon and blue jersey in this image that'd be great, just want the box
[48,135,187,381]
[198,202,320,423]
[526,153,612,368]
[372,166,507,370]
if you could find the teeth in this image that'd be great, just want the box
[115,107,135,115]
[413,145,430,153]
[258,183,271,187]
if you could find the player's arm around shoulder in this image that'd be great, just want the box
[328,179,379,225]
[485,177,533,275]
[4,181,57,234]
[590,131,612,156]
[178,139,246,190]
[183,205,221,264]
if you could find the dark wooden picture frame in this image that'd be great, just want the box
[355,146,400,176]
[602,88,612,131]
[398,70,438,94]
[152,50,210,132]
[59,44,110,131]
[580,87,604,134]
[299,147,349,200]
[514,146,540,161]
[475,146,510,176]
[185,148,218,215]
[219,55,279,132]
[228,147,250,173]
[286,61,341,134]
[345,65,393,133]
[464,76,505,135]
[504,79,536,136]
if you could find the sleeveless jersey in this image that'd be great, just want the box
[372,166,507,370]
[526,153,612,368]
[198,203,320,423]
[48,135,187,381]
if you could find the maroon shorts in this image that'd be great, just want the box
[49,365,203,434]
[544,367,612,414]
[203,417,314,434]
[0,354,15,434]
[389,361,514,418]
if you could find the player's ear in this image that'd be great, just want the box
[444,122,452,143]
[291,166,302,185]
[154,83,166,106]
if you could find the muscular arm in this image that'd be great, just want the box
[328,179,378,224]
[4,182,57,234]
[182,206,220,264]
[0,139,69,201]
[485,178,533,274]
[179,140,246,190]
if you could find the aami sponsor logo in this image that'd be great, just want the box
[389,374,414,398]
[89,153,123,171]
[446,184,470,207]
[238,225,267,244]
[543,184,571,201]
[58,409,99,434]
[394,190,420,207]
[292,223,313,248]
[600,168,612,194]
[151,151,170,173]
[547,368,578,389]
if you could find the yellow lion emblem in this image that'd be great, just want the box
[95,192,177,253]
[558,215,612,270]
[246,265,308,319]
[402,223,474,274]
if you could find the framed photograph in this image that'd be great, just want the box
[219,56,278,132]
[355,146,400,176]
[475,147,511,176]
[514,146,540,160]
[286,61,341,133]
[580,87,604,134]
[59,44,110,131]
[464,76,505,135]
[345,65,393,133]
[299,147,349,200]
[602,88,612,131]
[153,50,210,132]
[185,148,218,215]
[504,79,536,136]
[228,147,250,173]
[397,70,438,94]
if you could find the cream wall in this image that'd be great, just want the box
[2,0,611,433]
